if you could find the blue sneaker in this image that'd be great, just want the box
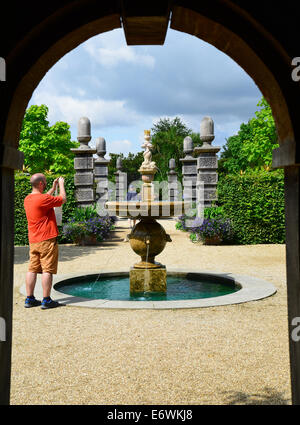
[24,296,41,308]
[41,297,62,309]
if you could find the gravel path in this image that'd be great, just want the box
[11,219,291,404]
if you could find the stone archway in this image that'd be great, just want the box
[1,0,300,404]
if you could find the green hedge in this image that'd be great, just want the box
[217,171,285,244]
[15,171,286,246]
[14,174,76,245]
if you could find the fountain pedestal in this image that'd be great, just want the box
[130,266,167,294]
[128,217,171,294]
[105,130,186,296]
[130,130,170,294]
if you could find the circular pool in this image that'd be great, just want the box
[20,269,277,309]
[54,273,239,302]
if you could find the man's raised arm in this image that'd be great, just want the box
[58,177,67,204]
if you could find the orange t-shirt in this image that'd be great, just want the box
[24,193,63,243]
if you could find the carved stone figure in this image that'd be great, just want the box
[140,130,156,170]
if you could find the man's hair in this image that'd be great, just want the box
[30,173,46,188]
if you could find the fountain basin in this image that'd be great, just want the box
[54,271,239,301]
[105,198,191,292]
[19,269,277,309]
[105,201,189,291]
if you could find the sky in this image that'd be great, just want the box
[28,26,262,157]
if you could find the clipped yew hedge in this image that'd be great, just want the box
[14,173,76,245]
[14,171,286,246]
[217,170,285,244]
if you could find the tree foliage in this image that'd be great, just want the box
[108,151,144,184]
[14,173,77,245]
[150,117,201,181]
[218,170,285,244]
[19,104,79,174]
[219,98,279,174]
[107,117,201,183]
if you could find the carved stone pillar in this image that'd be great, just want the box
[94,137,110,215]
[71,117,96,208]
[194,117,220,208]
[115,157,127,202]
[168,158,179,201]
[180,136,197,204]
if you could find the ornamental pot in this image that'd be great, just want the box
[76,234,99,246]
[203,235,222,245]
[128,217,172,268]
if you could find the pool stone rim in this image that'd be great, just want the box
[19,268,277,309]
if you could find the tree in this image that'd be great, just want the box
[107,117,201,184]
[151,116,191,135]
[150,117,201,181]
[19,104,79,175]
[108,152,144,184]
[242,97,278,169]
[219,123,252,174]
[219,97,279,174]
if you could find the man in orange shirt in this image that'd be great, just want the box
[24,173,67,309]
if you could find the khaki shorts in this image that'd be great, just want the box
[28,237,58,274]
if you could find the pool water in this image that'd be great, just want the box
[55,274,238,302]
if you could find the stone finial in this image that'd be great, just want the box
[183,136,193,156]
[116,157,122,171]
[96,137,106,160]
[169,158,176,174]
[169,158,175,169]
[200,116,215,145]
[77,117,91,149]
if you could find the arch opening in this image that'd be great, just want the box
[3,4,296,161]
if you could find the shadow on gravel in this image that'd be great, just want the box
[14,228,128,265]
[222,387,290,405]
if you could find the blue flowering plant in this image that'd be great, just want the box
[175,210,197,231]
[175,201,198,231]
[176,206,234,244]
[175,214,188,231]
[62,206,116,244]
[189,217,234,243]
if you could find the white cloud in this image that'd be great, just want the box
[77,88,86,97]
[31,92,143,128]
[28,28,262,154]
[84,38,155,69]
[108,139,133,155]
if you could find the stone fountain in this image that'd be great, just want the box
[42,119,276,309]
[105,130,187,295]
